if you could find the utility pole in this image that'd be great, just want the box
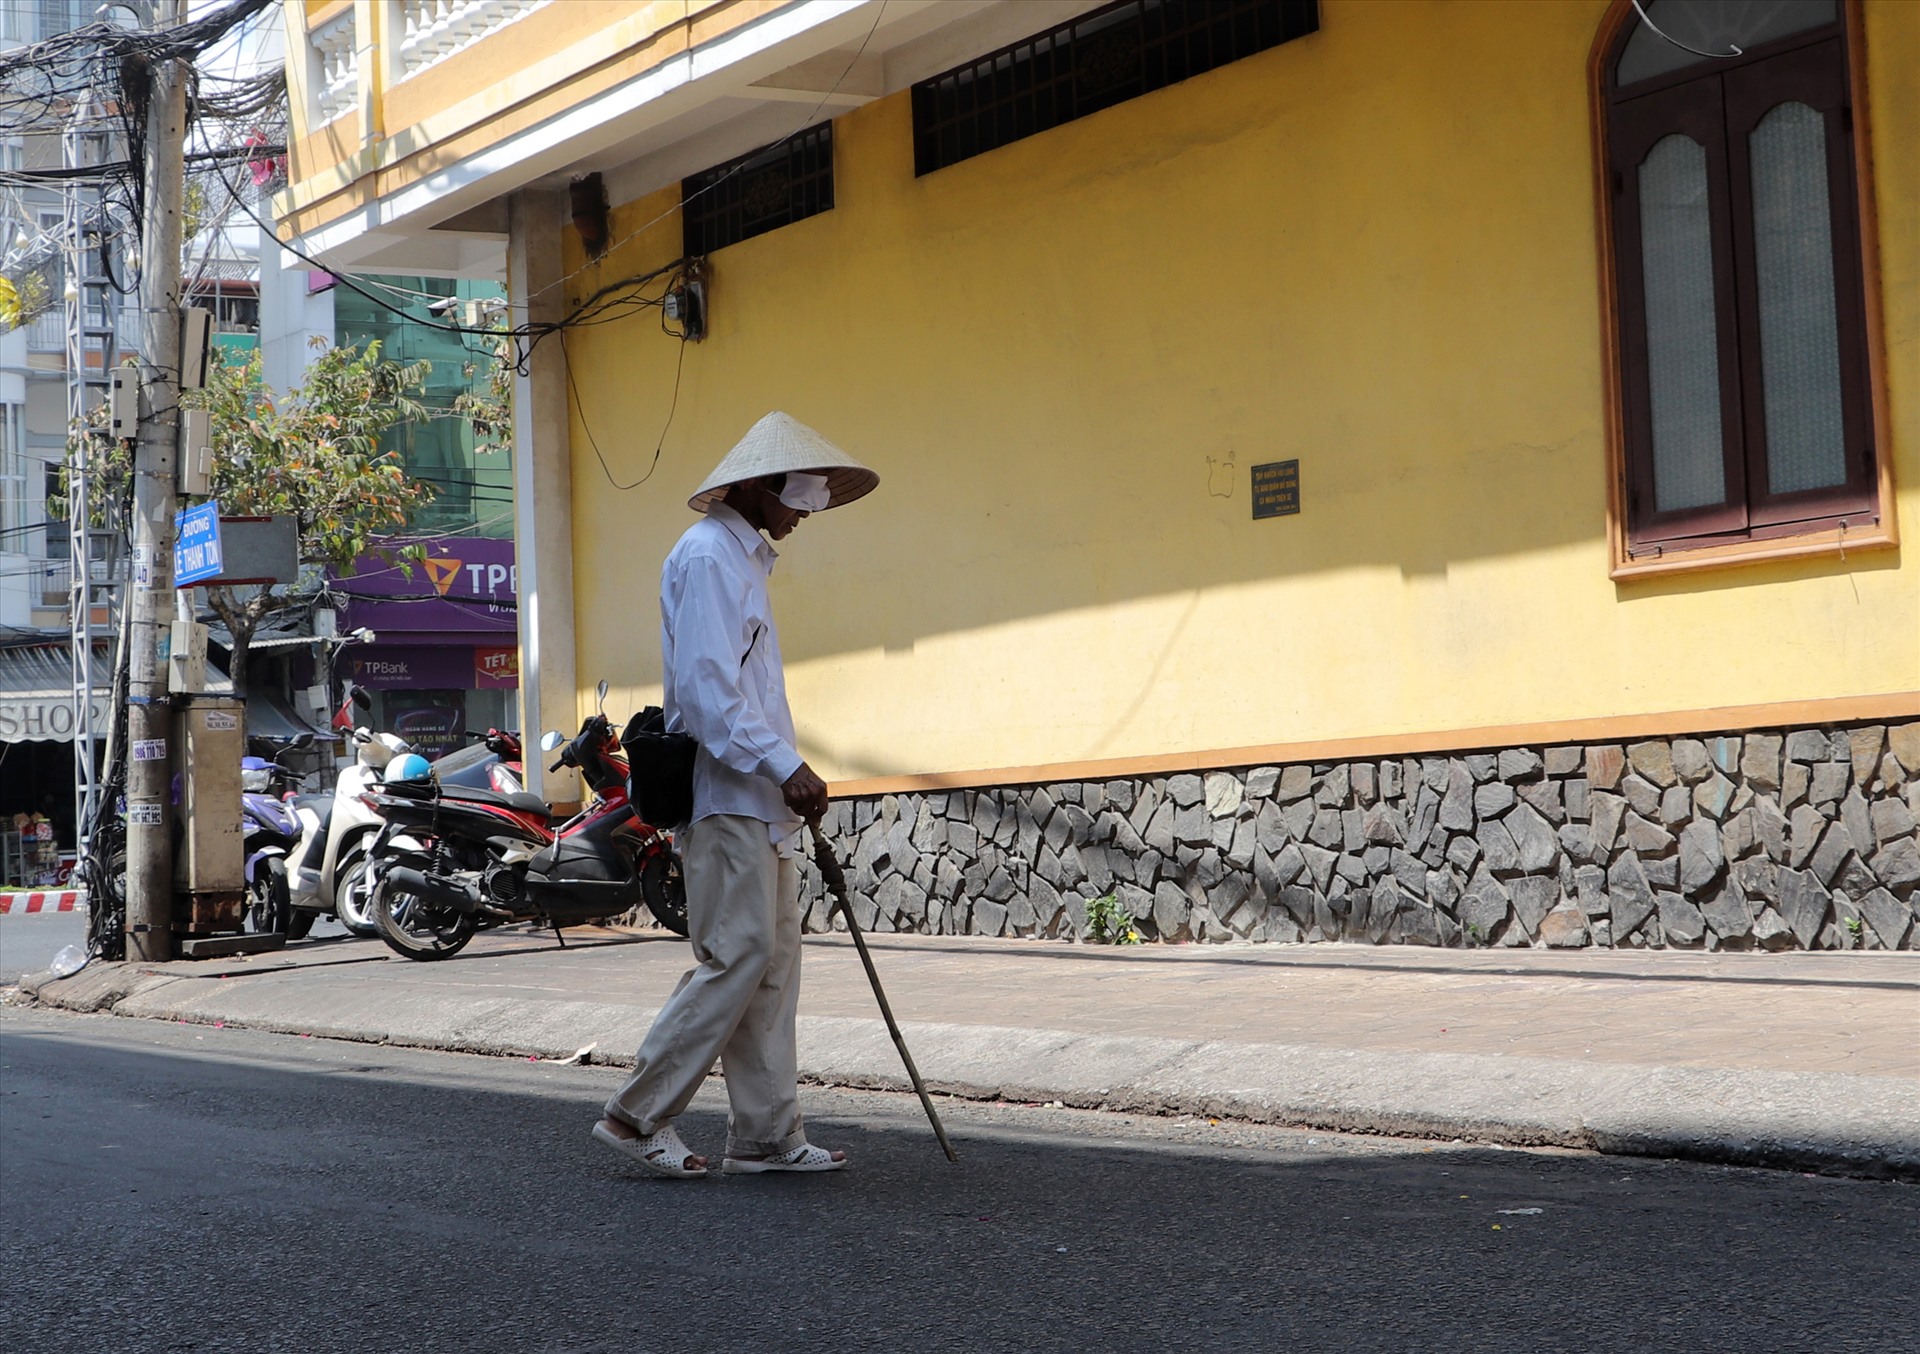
[124,0,188,962]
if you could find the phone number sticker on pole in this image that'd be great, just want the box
[173,501,224,586]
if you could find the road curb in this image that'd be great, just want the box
[17,962,1919,1180]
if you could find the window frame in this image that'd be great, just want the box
[1589,0,1895,579]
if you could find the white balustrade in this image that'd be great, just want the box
[311,10,359,125]
[395,0,552,80]
[307,1,553,128]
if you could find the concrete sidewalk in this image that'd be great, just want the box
[14,927,1920,1178]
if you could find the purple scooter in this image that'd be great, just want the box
[243,734,314,938]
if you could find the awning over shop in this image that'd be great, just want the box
[246,685,329,742]
[0,641,325,744]
[0,642,109,744]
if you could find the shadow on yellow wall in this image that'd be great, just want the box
[552,0,1917,780]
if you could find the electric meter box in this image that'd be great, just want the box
[173,694,246,931]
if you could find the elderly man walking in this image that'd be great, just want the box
[593,412,878,1178]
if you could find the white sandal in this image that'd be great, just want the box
[722,1143,848,1175]
[592,1120,707,1178]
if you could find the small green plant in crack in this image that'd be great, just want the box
[1464,921,1486,945]
[1086,893,1141,945]
[1845,915,1865,941]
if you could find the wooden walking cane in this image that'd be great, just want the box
[808,822,959,1163]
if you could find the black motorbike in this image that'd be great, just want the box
[361,694,686,961]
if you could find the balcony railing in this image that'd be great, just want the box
[396,0,551,80]
[308,1,554,127]
[312,8,358,124]
[27,311,64,352]
[31,556,72,605]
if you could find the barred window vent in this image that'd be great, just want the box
[682,123,835,257]
[911,0,1319,177]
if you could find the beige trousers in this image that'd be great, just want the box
[604,813,806,1158]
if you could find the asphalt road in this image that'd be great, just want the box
[2,1008,1915,1354]
[0,911,376,985]
[0,911,86,984]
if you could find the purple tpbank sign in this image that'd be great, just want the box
[335,538,519,694]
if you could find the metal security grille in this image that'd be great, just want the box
[682,124,835,256]
[911,0,1319,177]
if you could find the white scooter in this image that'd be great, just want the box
[290,706,413,937]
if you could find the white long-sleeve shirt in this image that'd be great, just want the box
[659,503,803,849]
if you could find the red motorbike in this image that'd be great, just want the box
[361,687,686,961]
[432,727,527,796]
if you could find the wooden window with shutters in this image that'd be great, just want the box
[1594,0,1892,576]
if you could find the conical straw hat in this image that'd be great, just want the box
[688,411,879,513]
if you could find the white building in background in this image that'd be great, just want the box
[0,0,114,877]
[0,0,100,638]
[189,0,334,396]
[257,236,334,395]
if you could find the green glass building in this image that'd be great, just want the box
[334,277,512,540]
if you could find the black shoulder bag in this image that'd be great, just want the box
[621,706,696,828]
[621,624,764,828]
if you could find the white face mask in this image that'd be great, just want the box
[778,472,831,512]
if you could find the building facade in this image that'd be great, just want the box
[0,0,131,873]
[257,259,516,751]
[334,535,519,756]
[273,0,1919,948]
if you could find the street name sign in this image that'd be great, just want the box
[174,502,224,586]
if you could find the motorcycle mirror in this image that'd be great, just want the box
[292,732,314,749]
[597,679,609,711]
[352,689,373,711]
[539,730,566,751]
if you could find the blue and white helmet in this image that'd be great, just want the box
[383,753,432,784]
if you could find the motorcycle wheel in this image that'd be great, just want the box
[245,859,291,935]
[370,876,477,961]
[641,849,689,937]
[334,853,379,937]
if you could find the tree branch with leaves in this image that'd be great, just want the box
[60,339,439,697]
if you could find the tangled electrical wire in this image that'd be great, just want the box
[200,140,697,394]
[0,0,278,117]
[0,0,281,261]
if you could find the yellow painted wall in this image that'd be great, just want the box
[559,0,1920,785]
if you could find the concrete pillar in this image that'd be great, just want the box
[507,190,580,802]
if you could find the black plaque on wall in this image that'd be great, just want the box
[1251,460,1300,519]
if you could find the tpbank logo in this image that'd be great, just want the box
[419,555,518,598]
[423,557,463,596]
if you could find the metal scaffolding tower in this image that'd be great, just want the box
[63,90,123,865]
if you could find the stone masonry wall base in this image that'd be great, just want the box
[800,721,1920,952]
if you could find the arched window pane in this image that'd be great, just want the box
[1750,100,1846,494]
[1617,0,1836,87]
[1638,134,1727,513]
